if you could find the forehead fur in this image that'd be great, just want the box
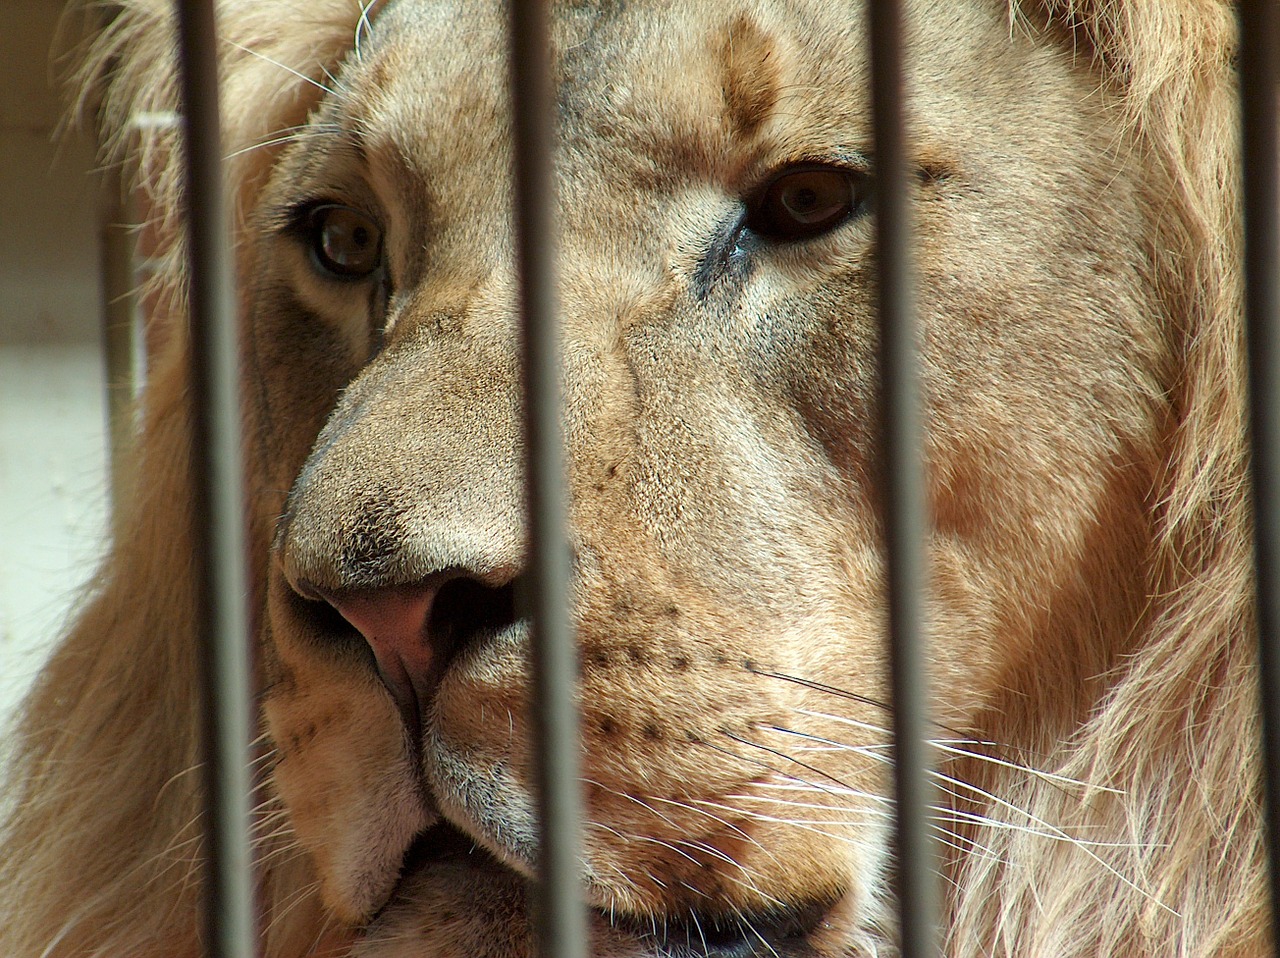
[333,0,1094,165]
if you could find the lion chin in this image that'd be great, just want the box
[0,0,1266,957]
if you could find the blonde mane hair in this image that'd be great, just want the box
[946,3,1265,955]
[0,1,1262,956]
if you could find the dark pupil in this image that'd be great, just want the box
[318,209,379,273]
[789,187,819,213]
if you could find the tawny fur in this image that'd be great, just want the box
[0,1,1263,956]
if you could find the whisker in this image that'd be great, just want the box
[929,739,1124,794]
[795,706,1123,793]
[690,908,710,955]
[700,801,885,842]
[645,795,762,846]
[261,876,324,939]
[354,0,383,63]
[222,39,339,97]
[750,778,889,802]
[748,667,891,712]
[745,916,783,958]
[788,707,893,738]
[225,123,341,160]
[928,768,1179,915]
[723,791,890,814]
[583,776,769,852]
[720,729,865,797]
[937,803,1147,849]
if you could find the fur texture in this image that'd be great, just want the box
[0,1,1263,956]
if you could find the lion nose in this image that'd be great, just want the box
[319,583,444,726]
[305,571,520,738]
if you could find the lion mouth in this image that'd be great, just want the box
[370,822,836,958]
[604,900,833,957]
[396,821,509,879]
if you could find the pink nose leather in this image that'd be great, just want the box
[323,584,444,731]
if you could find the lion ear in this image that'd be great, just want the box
[66,0,378,324]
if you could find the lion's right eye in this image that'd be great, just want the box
[304,204,384,280]
[745,165,867,242]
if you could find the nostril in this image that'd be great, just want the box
[282,572,523,742]
[286,585,371,654]
[428,576,520,657]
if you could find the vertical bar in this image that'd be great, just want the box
[509,2,588,958]
[172,2,258,957]
[866,2,940,955]
[1240,0,1280,949]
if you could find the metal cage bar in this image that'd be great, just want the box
[509,2,589,958]
[173,2,259,957]
[1240,0,1280,950]
[867,2,940,955]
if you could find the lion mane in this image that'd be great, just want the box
[0,1,1263,956]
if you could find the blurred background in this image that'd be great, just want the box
[0,1,117,726]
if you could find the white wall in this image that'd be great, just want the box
[0,2,111,725]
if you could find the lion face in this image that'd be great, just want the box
[252,1,1168,954]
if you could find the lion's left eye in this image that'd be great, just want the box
[746,166,866,242]
[304,204,383,279]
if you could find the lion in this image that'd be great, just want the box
[0,0,1263,955]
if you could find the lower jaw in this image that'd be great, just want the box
[354,823,847,958]
[352,832,528,958]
